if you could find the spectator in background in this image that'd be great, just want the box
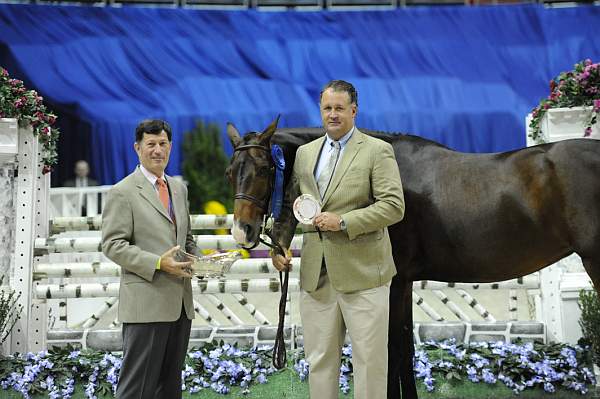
[63,160,99,216]
[63,160,98,187]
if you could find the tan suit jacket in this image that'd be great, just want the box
[279,129,405,293]
[101,167,196,323]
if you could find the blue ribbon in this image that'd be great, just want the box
[270,144,285,220]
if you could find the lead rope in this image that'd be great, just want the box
[273,268,289,369]
[259,233,289,370]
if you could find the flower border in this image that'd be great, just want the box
[1,67,60,173]
[0,340,595,397]
[294,340,595,395]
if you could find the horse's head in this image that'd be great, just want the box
[226,117,279,247]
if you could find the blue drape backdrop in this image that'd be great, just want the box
[1,4,599,184]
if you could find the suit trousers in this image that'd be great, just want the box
[116,306,191,399]
[300,267,390,399]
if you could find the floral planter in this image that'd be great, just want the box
[527,107,600,146]
[0,118,18,162]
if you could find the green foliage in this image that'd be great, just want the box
[181,121,233,214]
[579,287,600,367]
[0,275,23,346]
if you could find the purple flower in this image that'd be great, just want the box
[342,344,352,356]
[543,382,556,393]
[466,366,479,383]
[211,381,229,394]
[339,372,350,393]
[482,369,496,384]
[424,376,435,392]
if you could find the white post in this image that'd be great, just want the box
[0,118,18,355]
[539,264,564,342]
[559,272,593,345]
[11,122,47,353]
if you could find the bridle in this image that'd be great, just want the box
[232,142,289,370]
[232,144,274,240]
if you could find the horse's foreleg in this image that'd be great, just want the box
[581,257,600,293]
[388,277,417,399]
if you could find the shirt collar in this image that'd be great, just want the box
[139,164,165,186]
[325,126,354,149]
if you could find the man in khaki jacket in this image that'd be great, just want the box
[272,80,405,398]
[102,119,196,399]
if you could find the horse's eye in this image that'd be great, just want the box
[257,167,271,177]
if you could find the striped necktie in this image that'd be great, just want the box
[156,178,170,212]
[317,141,341,199]
[157,177,176,227]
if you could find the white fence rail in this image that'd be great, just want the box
[49,185,112,218]
[11,182,598,351]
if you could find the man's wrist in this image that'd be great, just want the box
[339,218,347,231]
[156,257,161,270]
[270,247,290,257]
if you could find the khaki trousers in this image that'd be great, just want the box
[300,272,390,399]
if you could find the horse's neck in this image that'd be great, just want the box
[272,130,321,185]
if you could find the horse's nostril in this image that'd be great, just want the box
[244,224,253,239]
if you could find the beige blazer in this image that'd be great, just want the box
[285,129,405,293]
[101,168,196,323]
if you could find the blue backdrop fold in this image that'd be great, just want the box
[0,4,599,184]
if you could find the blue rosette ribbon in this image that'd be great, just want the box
[270,144,285,220]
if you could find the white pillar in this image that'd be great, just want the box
[539,264,563,342]
[11,121,48,353]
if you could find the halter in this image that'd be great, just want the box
[233,141,289,370]
[233,144,274,215]
[232,143,277,250]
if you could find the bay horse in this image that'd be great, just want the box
[225,117,600,399]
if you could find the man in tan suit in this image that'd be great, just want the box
[102,119,196,399]
[272,80,405,398]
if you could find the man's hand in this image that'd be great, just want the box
[159,245,193,278]
[271,247,292,272]
[314,212,342,231]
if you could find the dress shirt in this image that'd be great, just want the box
[314,127,354,181]
[139,165,172,271]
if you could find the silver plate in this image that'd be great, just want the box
[293,194,321,224]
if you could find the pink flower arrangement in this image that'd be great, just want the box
[0,67,59,172]
[529,59,600,143]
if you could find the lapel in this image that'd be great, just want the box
[134,168,173,224]
[304,135,327,200]
[322,128,363,207]
[166,176,183,225]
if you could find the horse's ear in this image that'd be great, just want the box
[226,122,242,149]
[259,115,280,145]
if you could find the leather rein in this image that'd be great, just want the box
[233,143,289,370]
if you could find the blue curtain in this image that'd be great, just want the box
[1,4,599,184]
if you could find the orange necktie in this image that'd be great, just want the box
[156,177,170,212]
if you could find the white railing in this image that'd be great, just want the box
[49,185,112,218]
